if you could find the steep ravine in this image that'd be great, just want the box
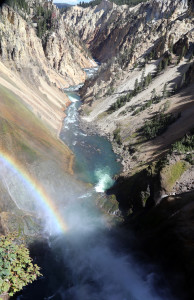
[16,81,178,300]
[0,0,193,299]
[0,1,96,236]
[64,0,194,298]
[0,3,95,135]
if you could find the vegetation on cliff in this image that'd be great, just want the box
[0,233,41,298]
[171,129,194,154]
[36,4,55,38]
[140,112,181,140]
[3,0,59,38]
[79,0,147,8]
[4,0,29,12]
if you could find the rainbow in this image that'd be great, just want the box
[0,151,68,233]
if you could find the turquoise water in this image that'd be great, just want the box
[60,91,121,192]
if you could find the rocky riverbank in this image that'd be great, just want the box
[72,2,194,296]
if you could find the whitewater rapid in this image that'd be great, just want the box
[60,90,120,193]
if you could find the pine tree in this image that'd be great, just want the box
[134,78,139,92]
[172,83,178,95]
[151,88,156,100]
[181,46,186,58]
[141,69,145,87]
[157,61,162,73]
[162,83,167,98]
[164,58,169,69]
[146,73,152,86]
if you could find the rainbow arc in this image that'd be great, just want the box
[0,151,68,233]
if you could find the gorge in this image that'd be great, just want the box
[16,81,173,300]
[0,0,193,299]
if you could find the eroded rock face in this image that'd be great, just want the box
[63,0,187,62]
[0,4,95,134]
[74,0,194,177]
[43,19,94,86]
[0,2,95,237]
[67,0,193,116]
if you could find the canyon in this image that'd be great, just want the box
[0,0,193,299]
[64,0,194,298]
[0,0,96,237]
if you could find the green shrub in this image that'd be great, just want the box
[0,233,41,297]
[106,87,115,96]
[185,154,194,165]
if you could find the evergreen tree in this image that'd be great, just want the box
[157,61,162,73]
[151,88,156,100]
[134,78,139,92]
[162,83,167,98]
[181,46,186,58]
[141,69,145,87]
[181,73,186,87]
[145,73,152,87]
[164,58,169,69]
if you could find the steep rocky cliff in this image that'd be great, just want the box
[43,20,93,86]
[65,0,193,183]
[0,81,74,236]
[64,0,188,62]
[0,2,95,134]
[64,1,194,296]
[0,0,94,238]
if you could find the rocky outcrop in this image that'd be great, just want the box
[133,190,194,300]
[43,20,94,86]
[0,4,95,134]
[64,0,188,62]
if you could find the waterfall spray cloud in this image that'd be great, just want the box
[0,151,68,233]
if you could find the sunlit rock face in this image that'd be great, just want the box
[63,0,187,62]
[73,0,194,175]
[0,3,95,134]
[43,20,94,85]
[0,0,99,240]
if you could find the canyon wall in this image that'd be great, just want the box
[65,0,193,182]
[0,1,94,237]
[64,1,194,296]
[0,2,95,135]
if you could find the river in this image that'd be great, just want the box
[16,71,174,300]
[60,90,121,191]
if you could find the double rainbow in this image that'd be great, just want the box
[0,151,68,233]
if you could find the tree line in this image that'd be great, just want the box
[79,0,147,8]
